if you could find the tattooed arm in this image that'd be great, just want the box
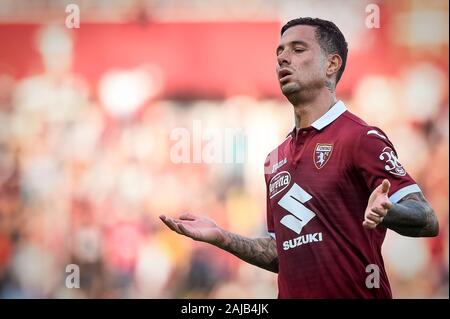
[160,213,278,273]
[381,192,439,237]
[363,180,439,237]
[218,232,278,273]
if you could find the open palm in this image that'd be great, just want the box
[159,213,224,245]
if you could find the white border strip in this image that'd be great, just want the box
[268,232,276,240]
[389,184,422,203]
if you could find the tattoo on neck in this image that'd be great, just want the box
[325,80,335,92]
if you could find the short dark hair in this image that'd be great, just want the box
[281,17,348,84]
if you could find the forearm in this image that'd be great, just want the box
[215,231,278,273]
[381,193,439,237]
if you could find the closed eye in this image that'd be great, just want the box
[293,48,305,53]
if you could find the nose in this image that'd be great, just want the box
[277,50,290,67]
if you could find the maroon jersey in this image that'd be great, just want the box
[264,101,420,299]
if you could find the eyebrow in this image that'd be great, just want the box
[276,40,309,54]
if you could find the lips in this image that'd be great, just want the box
[278,69,293,82]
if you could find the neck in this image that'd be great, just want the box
[293,90,337,129]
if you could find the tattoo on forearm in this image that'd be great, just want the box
[381,192,439,237]
[219,233,278,273]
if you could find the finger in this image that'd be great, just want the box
[363,218,377,226]
[170,219,197,236]
[160,216,183,234]
[381,201,393,210]
[371,207,388,217]
[372,183,383,194]
[178,223,194,238]
[363,220,377,229]
[381,179,390,194]
[162,218,180,233]
[369,213,386,223]
[179,213,196,221]
[367,212,383,223]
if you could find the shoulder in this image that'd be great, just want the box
[264,134,292,175]
[266,131,292,157]
[339,111,370,133]
[339,111,393,144]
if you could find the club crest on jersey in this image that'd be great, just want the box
[314,143,333,169]
[269,171,291,198]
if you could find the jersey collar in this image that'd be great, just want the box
[311,100,347,130]
[287,100,347,138]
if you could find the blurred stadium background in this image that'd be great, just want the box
[0,0,448,298]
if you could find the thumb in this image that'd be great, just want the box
[381,179,390,195]
[180,212,196,221]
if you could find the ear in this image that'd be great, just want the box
[326,53,342,79]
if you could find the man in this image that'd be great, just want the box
[160,18,439,298]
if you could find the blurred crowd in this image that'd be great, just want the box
[0,49,448,299]
[0,60,286,298]
[0,1,449,299]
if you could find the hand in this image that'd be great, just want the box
[159,213,226,245]
[363,179,394,229]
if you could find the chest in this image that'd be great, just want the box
[267,136,353,208]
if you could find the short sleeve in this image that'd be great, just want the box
[354,127,421,203]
